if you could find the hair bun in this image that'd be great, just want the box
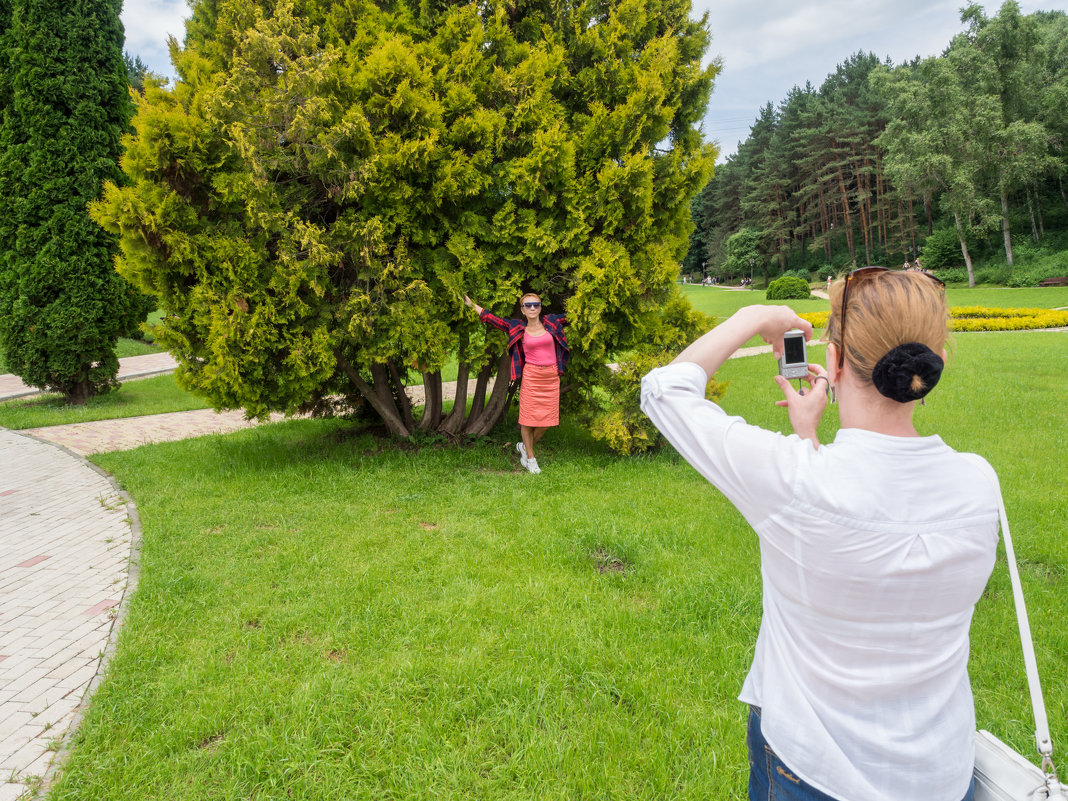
[871,342,944,403]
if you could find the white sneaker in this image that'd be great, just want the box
[516,441,528,467]
[525,457,541,474]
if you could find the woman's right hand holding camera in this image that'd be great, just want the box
[673,305,812,378]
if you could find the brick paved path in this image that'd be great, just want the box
[24,408,287,457]
[0,430,136,800]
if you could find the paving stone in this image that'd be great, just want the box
[0,430,133,791]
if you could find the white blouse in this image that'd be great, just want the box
[641,361,1000,801]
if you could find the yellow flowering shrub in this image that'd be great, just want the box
[798,307,1068,332]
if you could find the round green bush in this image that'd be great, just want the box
[920,227,970,271]
[817,264,837,281]
[766,275,812,300]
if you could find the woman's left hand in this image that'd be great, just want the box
[774,363,829,448]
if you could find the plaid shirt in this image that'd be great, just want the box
[479,310,569,382]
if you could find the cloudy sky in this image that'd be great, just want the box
[120,0,1066,159]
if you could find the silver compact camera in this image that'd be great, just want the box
[777,329,809,380]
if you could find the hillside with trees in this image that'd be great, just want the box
[685,2,1068,288]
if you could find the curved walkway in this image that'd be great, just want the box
[0,431,137,800]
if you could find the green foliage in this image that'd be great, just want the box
[589,287,722,454]
[722,227,763,277]
[0,0,150,404]
[816,264,837,281]
[1004,259,1068,287]
[765,275,811,300]
[124,51,150,93]
[590,350,726,455]
[91,0,718,438]
[921,227,969,271]
[691,8,1068,289]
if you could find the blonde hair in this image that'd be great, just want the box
[826,271,949,393]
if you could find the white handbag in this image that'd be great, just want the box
[973,468,1067,800]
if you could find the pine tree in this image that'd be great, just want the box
[0,0,147,403]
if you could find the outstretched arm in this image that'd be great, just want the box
[672,305,827,448]
[672,305,809,374]
[464,295,484,315]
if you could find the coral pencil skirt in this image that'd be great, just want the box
[518,363,560,427]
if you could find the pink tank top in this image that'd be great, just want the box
[523,330,556,366]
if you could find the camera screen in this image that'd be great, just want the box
[783,336,806,365]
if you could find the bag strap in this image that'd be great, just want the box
[972,455,1062,789]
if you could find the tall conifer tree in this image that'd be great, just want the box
[0,0,145,403]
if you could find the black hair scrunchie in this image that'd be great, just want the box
[871,342,944,403]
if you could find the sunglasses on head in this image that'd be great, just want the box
[522,301,542,309]
[836,266,945,370]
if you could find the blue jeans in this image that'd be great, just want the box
[746,706,975,801]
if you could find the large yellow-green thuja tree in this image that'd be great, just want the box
[91,0,717,437]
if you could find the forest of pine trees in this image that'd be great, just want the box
[685,3,1068,288]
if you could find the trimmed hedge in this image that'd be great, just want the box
[766,275,812,300]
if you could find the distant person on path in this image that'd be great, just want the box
[641,268,998,801]
[465,292,569,474]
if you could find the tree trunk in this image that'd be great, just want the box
[439,361,470,436]
[417,370,443,430]
[953,211,976,288]
[64,375,91,406]
[836,166,855,263]
[1025,188,1039,243]
[468,359,493,420]
[463,352,513,437]
[336,354,411,436]
[897,199,907,257]
[999,182,1013,266]
[924,191,933,235]
[907,194,917,257]
[386,360,415,432]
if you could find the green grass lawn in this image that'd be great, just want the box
[943,286,1068,309]
[47,331,1067,800]
[0,374,208,429]
[680,284,829,322]
[114,336,165,359]
[680,283,1068,320]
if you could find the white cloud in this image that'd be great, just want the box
[116,0,1067,156]
[121,0,189,78]
[697,0,1068,157]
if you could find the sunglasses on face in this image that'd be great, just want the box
[836,266,945,370]
[522,302,542,309]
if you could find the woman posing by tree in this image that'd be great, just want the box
[465,292,569,474]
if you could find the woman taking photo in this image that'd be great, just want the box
[641,268,999,801]
[465,292,569,474]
